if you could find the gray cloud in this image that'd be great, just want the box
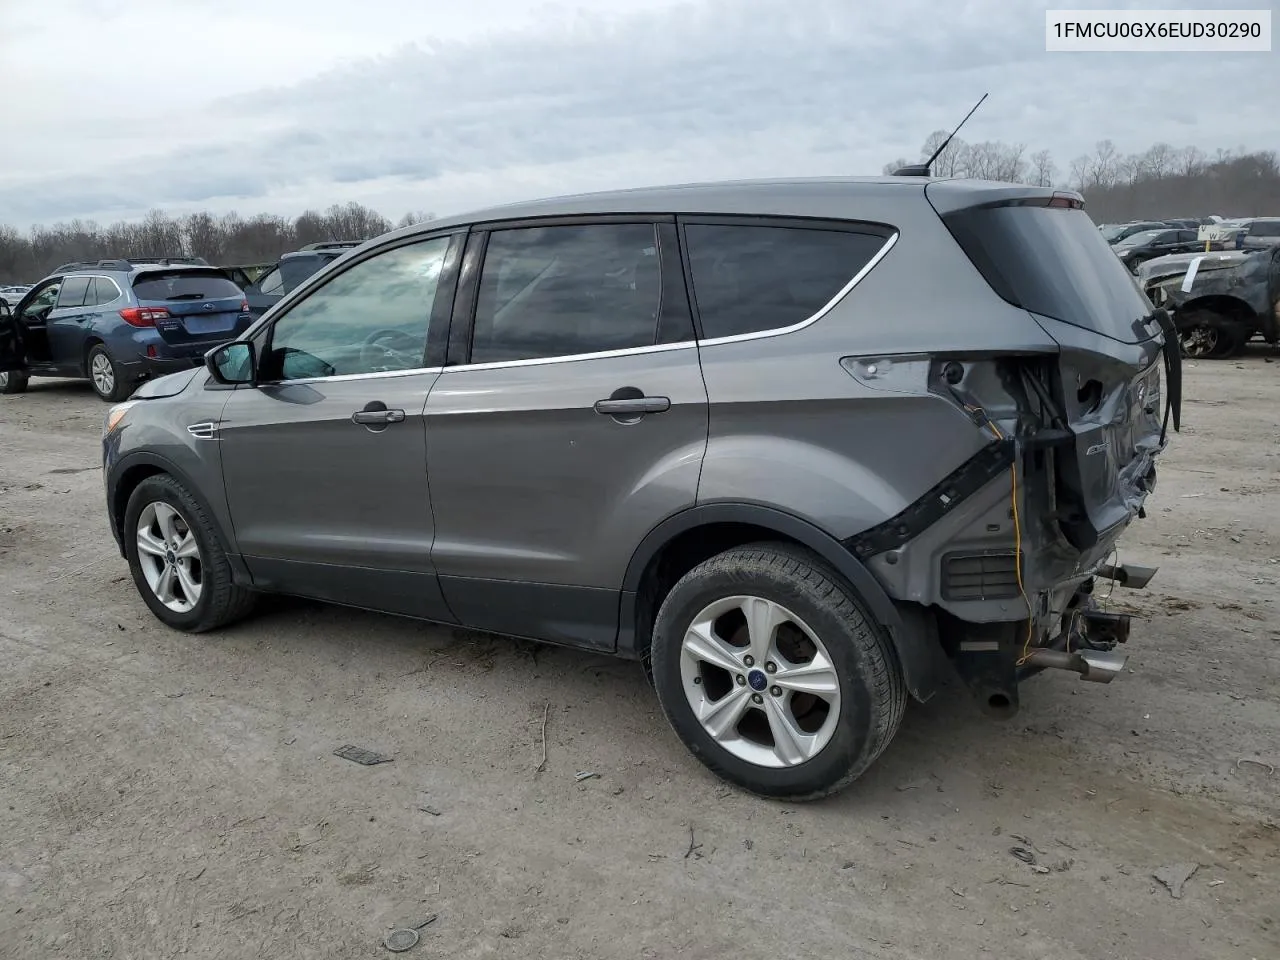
[1,0,1276,226]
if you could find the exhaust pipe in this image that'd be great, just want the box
[1025,648,1126,683]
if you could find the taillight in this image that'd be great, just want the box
[119,306,170,327]
[240,300,249,313]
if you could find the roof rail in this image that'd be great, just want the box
[51,259,133,273]
[125,256,210,266]
[297,241,362,251]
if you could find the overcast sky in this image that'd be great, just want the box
[0,0,1276,228]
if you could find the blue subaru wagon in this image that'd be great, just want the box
[0,259,251,401]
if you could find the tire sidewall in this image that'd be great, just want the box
[123,478,216,630]
[87,344,126,402]
[650,556,884,798]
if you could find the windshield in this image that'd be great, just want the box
[941,203,1154,344]
[1100,225,1127,242]
[1116,230,1165,247]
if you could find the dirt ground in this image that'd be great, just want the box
[1,350,1277,960]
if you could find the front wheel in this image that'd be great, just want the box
[124,475,256,632]
[0,370,29,394]
[87,343,131,402]
[650,543,905,801]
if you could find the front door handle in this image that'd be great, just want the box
[593,396,670,416]
[351,401,406,427]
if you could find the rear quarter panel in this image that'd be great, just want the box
[695,192,1059,540]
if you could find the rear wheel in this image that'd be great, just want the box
[87,343,130,402]
[649,543,905,801]
[0,370,29,394]
[124,475,256,632]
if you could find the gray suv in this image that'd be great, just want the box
[98,178,1179,800]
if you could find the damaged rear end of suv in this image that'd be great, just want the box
[853,181,1180,722]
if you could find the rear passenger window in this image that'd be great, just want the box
[56,276,91,308]
[683,224,888,340]
[1251,221,1280,237]
[470,224,661,364]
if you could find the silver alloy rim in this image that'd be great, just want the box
[680,595,841,768]
[135,501,203,613]
[0,371,8,388]
[91,352,114,396]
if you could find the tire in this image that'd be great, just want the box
[123,475,256,632]
[1178,311,1239,360]
[86,343,131,402]
[0,370,29,394]
[649,542,905,801]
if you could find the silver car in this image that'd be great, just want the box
[43,178,1181,799]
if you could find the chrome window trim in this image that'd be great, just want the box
[442,229,899,373]
[257,366,445,387]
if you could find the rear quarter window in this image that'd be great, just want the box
[682,222,890,340]
[940,203,1153,344]
[133,271,243,302]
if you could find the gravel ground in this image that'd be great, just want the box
[1,351,1277,960]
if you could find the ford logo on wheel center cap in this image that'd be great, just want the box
[747,670,768,691]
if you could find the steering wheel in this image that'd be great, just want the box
[360,328,423,369]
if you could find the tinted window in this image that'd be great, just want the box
[257,267,284,296]
[470,223,661,364]
[89,277,122,306]
[264,236,451,381]
[684,223,886,340]
[1250,221,1280,237]
[56,276,91,308]
[133,271,243,302]
[1177,231,1198,243]
[942,204,1153,344]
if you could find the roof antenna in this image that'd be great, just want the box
[893,93,989,178]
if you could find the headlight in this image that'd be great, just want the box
[1147,360,1163,411]
[104,400,138,436]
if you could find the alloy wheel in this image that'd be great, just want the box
[90,352,115,397]
[0,372,8,389]
[135,501,203,613]
[679,595,841,768]
[1180,325,1219,358]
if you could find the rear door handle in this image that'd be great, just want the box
[593,396,670,416]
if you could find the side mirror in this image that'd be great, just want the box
[206,340,256,385]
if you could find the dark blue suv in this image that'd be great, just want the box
[0,259,251,401]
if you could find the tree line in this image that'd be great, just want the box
[0,203,436,284]
[4,139,1279,283]
[886,137,1280,222]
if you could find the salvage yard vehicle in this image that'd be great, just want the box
[0,260,252,401]
[239,241,363,319]
[1139,247,1280,358]
[1112,227,1202,273]
[89,177,1179,800]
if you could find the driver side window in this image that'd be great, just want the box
[263,237,451,382]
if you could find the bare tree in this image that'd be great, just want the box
[396,210,436,229]
[1089,140,1120,189]
[1175,146,1206,177]
[1030,149,1055,187]
[1068,155,1092,192]
[920,130,969,178]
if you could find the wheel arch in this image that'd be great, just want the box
[1177,295,1257,326]
[619,502,945,702]
[83,335,107,375]
[108,451,251,585]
